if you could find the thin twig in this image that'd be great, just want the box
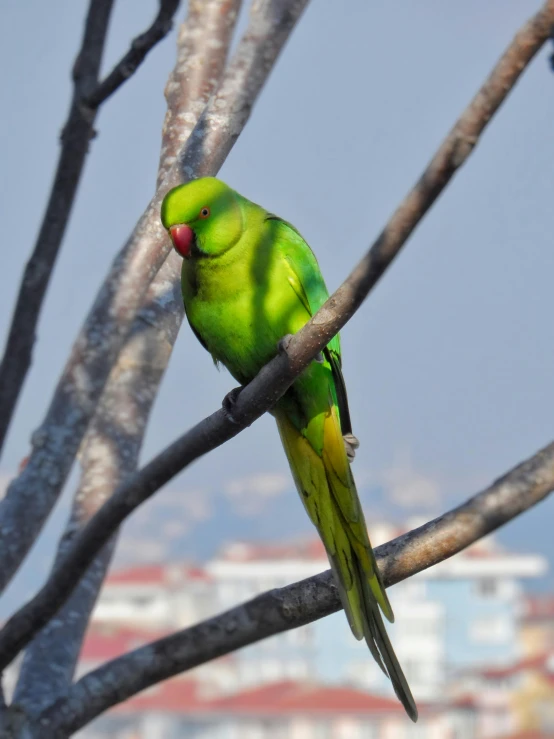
[83,0,181,110]
[0,0,309,596]
[0,0,115,459]
[13,0,240,712]
[37,440,554,736]
[0,0,180,460]
[0,0,549,675]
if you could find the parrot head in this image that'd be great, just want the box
[161,177,243,259]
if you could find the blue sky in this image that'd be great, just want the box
[1,1,553,613]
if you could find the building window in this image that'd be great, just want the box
[314,721,331,739]
[402,659,426,685]
[285,661,308,680]
[410,721,431,739]
[396,580,426,600]
[401,617,440,639]
[287,625,311,646]
[476,579,498,597]
[470,616,511,643]
[358,723,377,739]
[131,595,155,608]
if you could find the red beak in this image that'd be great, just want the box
[169,224,194,258]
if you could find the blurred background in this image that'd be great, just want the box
[1,1,554,737]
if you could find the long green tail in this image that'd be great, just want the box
[275,407,418,722]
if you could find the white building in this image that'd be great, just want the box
[92,562,213,628]
[90,523,546,706]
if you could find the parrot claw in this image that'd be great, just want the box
[222,386,242,425]
[277,334,294,355]
[314,352,324,363]
[343,433,360,462]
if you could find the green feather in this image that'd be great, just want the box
[161,177,417,721]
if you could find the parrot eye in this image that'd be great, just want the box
[199,206,210,219]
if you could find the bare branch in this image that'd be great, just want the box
[13,541,116,718]
[13,0,241,713]
[0,0,115,458]
[12,261,180,714]
[0,0,548,673]
[178,0,313,178]
[157,0,244,186]
[289,0,554,360]
[0,0,309,595]
[37,440,554,736]
[83,0,181,110]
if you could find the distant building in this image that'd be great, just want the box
[88,524,546,711]
[451,652,554,738]
[451,661,522,737]
[92,563,213,629]
[82,676,476,739]
[518,595,554,658]
[201,525,546,702]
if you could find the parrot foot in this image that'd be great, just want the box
[277,334,294,355]
[222,386,242,425]
[343,433,360,462]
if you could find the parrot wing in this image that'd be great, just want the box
[271,214,395,610]
[268,215,352,433]
[265,215,417,721]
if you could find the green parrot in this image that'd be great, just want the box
[161,177,417,721]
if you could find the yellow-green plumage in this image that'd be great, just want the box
[161,177,417,721]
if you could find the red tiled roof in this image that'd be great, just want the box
[478,664,521,680]
[460,651,554,680]
[449,695,477,709]
[523,595,554,621]
[105,563,210,586]
[115,678,207,713]
[218,529,517,564]
[119,680,405,716]
[80,626,168,662]
[469,652,554,681]
[207,680,406,715]
[107,564,165,585]
[111,679,472,717]
[494,732,553,739]
[221,539,328,562]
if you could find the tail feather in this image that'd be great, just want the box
[328,550,388,674]
[322,406,394,622]
[326,521,366,642]
[357,560,419,722]
[275,408,417,722]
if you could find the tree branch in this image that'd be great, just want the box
[0,0,115,459]
[157,0,243,185]
[178,0,312,178]
[0,0,179,462]
[36,439,554,736]
[83,0,181,110]
[0,0,548,675]
[11,261,179,713]
[0,0,309,596]
[12,0,240,714]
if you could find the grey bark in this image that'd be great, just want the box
[0,0,310,597]
[40,438,554,736]
[13,0,242,715]
[0,0,180,460]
